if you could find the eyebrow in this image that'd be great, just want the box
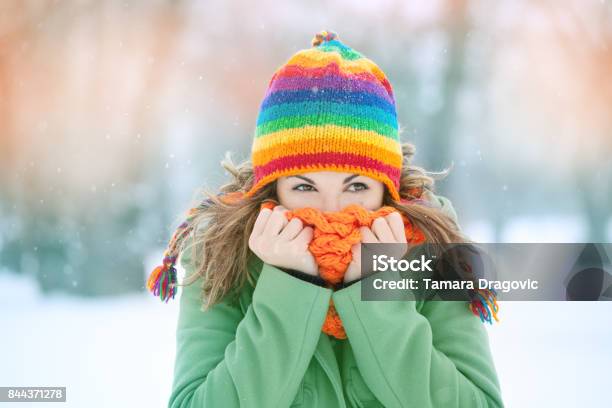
[290,174,360,185]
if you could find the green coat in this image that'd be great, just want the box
[168,194,504,407]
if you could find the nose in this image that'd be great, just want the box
[321,196,342,213]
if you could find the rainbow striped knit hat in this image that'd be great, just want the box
[244,30,403,201]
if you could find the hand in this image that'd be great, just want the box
[248,205,319,276]
[343,212,409,284]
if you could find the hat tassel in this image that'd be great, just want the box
[469,288,499,324]
[147,262,177,302]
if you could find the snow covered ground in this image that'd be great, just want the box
[2,217,612,407]
[2,273,611,408]
[485,302,612,407]
[0,273,179,408]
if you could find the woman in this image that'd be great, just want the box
[153,30,503,407]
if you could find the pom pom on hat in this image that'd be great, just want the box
[311,30,338,47]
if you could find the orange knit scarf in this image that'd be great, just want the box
[147,192,500,340]
[259,201,426,340]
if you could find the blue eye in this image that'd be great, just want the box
[293,184,316,192]
[347,182,369,192]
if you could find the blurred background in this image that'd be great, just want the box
[1,0,611,407]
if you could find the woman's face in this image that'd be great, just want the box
[276,171,385,212]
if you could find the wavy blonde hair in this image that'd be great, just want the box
[174,141,467,310]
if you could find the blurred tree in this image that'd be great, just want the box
[540,0,612,242]
[424,0,469,179]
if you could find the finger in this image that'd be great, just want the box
[371,217,395,242]
[293,226,313,247]
[351,242,361,260]
[252,207,272,238]
[386,212,407,243]
[359,226,378,243]
[278,217,304,241]
[262,205,289,237]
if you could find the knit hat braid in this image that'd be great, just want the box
[245,30,403,201]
